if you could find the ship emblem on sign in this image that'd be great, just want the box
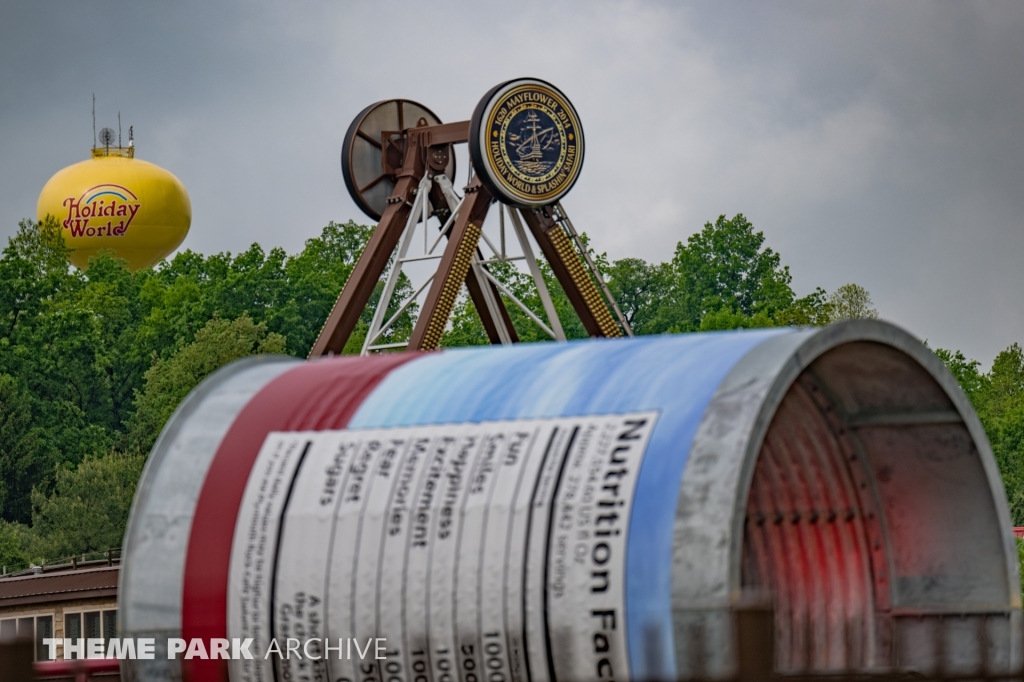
[470,78,585,207]
[511,111,558,174]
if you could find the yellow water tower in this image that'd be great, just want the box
[37,127,191,271]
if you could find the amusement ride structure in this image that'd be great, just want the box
[310,78,631,356]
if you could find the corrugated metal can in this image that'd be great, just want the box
[119,321,1022,682]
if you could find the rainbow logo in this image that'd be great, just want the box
[80,183,138,204]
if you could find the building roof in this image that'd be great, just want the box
[0,564,118,609]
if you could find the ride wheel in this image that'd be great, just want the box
[341,99,455,221]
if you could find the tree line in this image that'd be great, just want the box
[0,210,1006,571]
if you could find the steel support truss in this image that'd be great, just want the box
[357,172,568,354]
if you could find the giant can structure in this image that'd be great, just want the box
[119,321,1022,682]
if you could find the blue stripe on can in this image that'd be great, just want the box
[350,329,791,680]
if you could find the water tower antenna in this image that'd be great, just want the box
[118,112,121,147]
[92,94,96,148]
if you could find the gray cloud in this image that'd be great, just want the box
[2,0,1022,364]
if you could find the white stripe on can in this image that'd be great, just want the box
[226,413,656,682]
[404,434,461,682]
[228,433,313,682]
[427,431,484,682]
[274,434,359,681]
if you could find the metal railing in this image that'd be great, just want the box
[1,548,120,578]
[0,638,120,681]
[35,658,120,682]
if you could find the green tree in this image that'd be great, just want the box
[0,374,51,522]
[698,307,776,331]
[652,214,796,333]
[979,344,1024,419]
[0,210,893,564]
[139,221,415,358]
[0,521,28,571]
[28,452,146,559]
[441,217,846,342]
[0,219,124,520]
[934,348,984,403]
[774,288,830,326]
[977,344,1024,523]
[605,258,672,335]
[825,283,878,322]
[937,343,1024,525]
[0,217,80,340]
[128,315,286,453]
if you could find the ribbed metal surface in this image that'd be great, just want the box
[738,333,1019,677]
[744,375,879,671]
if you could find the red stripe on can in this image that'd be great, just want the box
[180,353,419,682]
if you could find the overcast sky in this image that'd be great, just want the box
[2,1,1021,365]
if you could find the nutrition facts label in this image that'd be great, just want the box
[227,412,657,682]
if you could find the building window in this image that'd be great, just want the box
[36,615,52,661]
[0,614,55,661]
[103,610,117,642]
[65,612,81,640]
[61,609,117,659]
[85,610,101,640]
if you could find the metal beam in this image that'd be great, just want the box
[846,410,963,427]
[308,172,419,356]
[408,177,494,350]
[520,206,621,338]
[420,120,471,146]
[359,174,432,354]
[506,206,566,341]
[553,202,633,337]
[433,174,518,346]
[466,260,518,345]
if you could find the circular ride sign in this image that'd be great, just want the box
[470,78,585,207]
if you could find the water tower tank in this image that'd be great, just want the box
[36,134,191,271]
